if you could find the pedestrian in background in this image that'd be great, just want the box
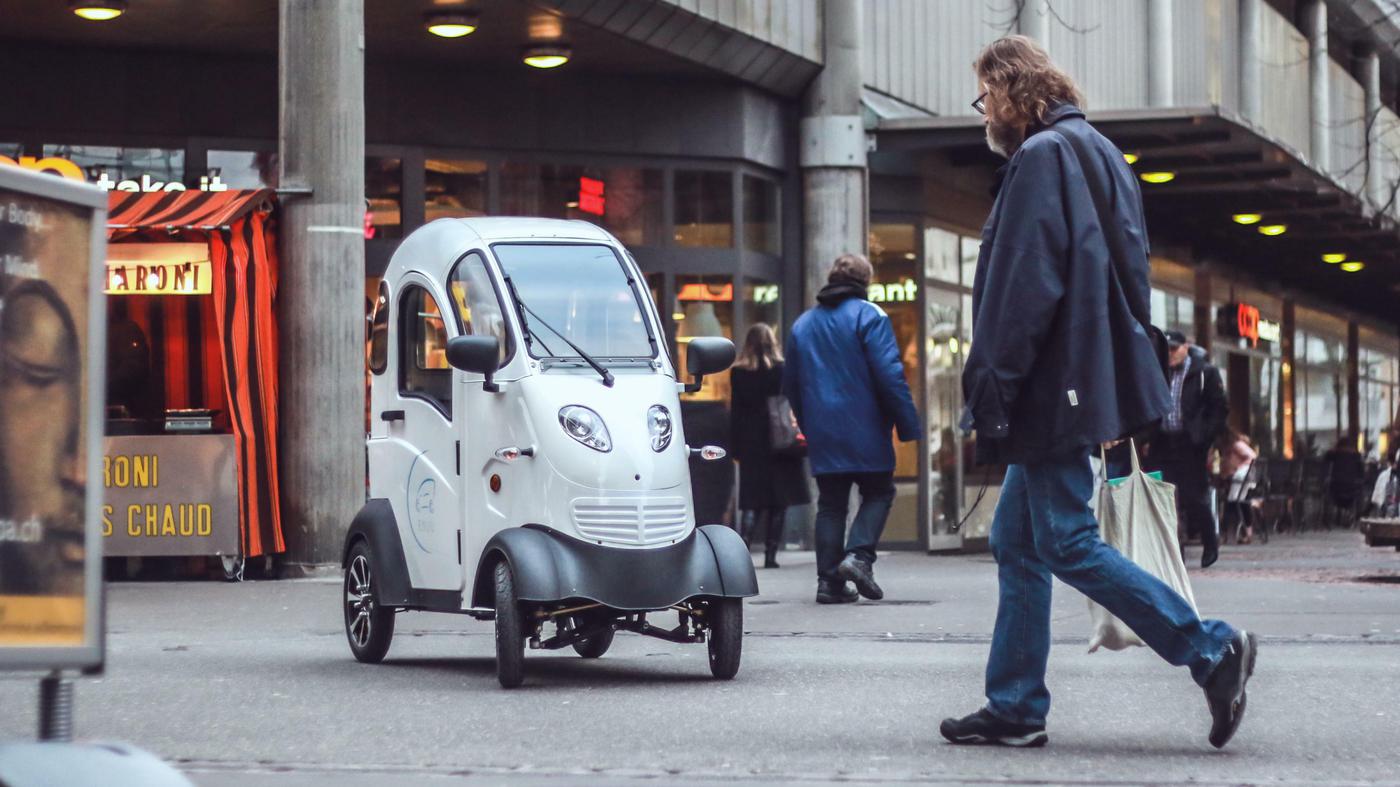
[1218,429,1259,544]
[941,35,1257,750]
[783,254,920,604]
[1149,330,1229,567]
[729,323,810,569]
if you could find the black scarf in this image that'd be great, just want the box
[816,274,868,306]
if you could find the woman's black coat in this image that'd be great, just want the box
[729,362,811,510]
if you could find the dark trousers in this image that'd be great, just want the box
[741,507,786,554]
[814,471,895,581]
[1152,433,1218,552]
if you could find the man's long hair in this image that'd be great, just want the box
[974,35,1084,127]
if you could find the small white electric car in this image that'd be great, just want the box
[342,217,757,687]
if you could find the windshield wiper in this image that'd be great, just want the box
[502,275,615,388]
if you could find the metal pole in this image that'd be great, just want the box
[800,0,866,307]
[278,0,366,566]
[1302,0,1330,172]
[37,670,73,742]
[1018,0,1050,48]
[1360,49,1383,210]
[1147,0,1174,108]
[1238,0,1261,124]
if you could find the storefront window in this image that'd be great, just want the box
[1359,341,1399,459]
[208,149,277,189]
[674,170,733,248]
[601,168,663,246]
[741,175,780,255]
[674,275,733,402]
[43,144,184,189]
[924,226,959,285]
[1150,289,1195,338]
[366,157,403,239]
[926,286,966,536]
[871,223,923,545]
[499,162,662,246]
[425,159,487,222]
[959,236,980,288]
[1295,329,1346,455]
[741,279,782,343]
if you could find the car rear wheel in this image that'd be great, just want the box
[344,542,394,663]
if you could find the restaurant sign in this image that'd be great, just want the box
[1217,302,1281,348]
[105,242,212,296]
[101,435,238,558]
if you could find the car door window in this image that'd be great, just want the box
[447,250,513,366]
[398,285,452,416]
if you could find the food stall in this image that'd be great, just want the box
[102,189,284,577]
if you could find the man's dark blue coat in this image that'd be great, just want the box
[962,104,1169,466]
[783,287,921,476]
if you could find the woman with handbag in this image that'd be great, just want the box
[729,323,810,568]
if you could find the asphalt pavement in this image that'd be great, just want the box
[2,531,1399,786]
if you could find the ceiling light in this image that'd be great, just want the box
[1122,153,1139,165]
[1139,171,1175,184]
[1232,213,1262,225]
[1340,261,1365,272]
[425,12,478,38]
[71,0,125,20]
[1321,252,1347,264]
[1257,224,1287,236]
[523,45,571,69]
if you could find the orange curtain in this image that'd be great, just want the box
[209,211,285,558]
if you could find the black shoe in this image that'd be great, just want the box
[763,546,780,569]
[763,557,780,569]
[1201,546,1220,569]
[1204,630,1259,749]
[815,579,858,604]
[837,553,884,600]
[940,708,1048,748]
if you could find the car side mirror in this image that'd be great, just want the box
[446,335,501,392]
[684,337,735,393]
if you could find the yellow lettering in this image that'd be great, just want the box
[178,505,193,537]
[152,454,158,487]
[103,456,112,488]
[161,506,176,537]
[113,456,129,488]
[197,505,212,537]
[133,455,148,488]
[145,504,158,536]
[127,504,142,537]
[102,505,112,537]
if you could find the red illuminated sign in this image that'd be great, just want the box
[578,176,605,216]
[1236,303,1260,344]
[677,282,734,302]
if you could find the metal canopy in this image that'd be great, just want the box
[877,107,1400,327]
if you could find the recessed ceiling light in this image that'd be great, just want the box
[1257,224,1287,236]
[1321,252,1347,264]
[71,0,125,20]
[425,11,478,38]
[1122,153,1140,165]
[1232,213,1262,225]
[523,44,571,69]
[1139,171,1175,184]
[1340,261,1365,272]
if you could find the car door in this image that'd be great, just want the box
[379,277,462,591]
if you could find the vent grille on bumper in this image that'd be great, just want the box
[571,497,691,545]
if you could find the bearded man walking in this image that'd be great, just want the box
[940,36,1258,750]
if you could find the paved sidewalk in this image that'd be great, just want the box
[1,531,1397,785]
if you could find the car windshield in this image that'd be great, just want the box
[492,243,655,360]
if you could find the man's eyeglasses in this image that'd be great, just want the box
[972,92,987,115]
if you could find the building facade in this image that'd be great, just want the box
[3,0,1397,563]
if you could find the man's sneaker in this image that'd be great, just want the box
[837,553,884,600]
[940,708,1048,748]
[1204,630,1259,749]
[815,579,858,604]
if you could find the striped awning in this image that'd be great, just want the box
[107,189,273,231]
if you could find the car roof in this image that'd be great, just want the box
[384,217,619,282]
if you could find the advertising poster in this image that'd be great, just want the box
[0,165,107,670]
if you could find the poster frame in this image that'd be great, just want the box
[0,164,108,672]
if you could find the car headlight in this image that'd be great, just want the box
[559,405,612,452]
[647,405,673,452]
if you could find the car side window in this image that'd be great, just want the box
[398,285,452,416]
[447,250,513,366]
[368,280,389,375]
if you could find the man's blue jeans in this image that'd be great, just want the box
[985,450,1235,726]
[814,472,894,581]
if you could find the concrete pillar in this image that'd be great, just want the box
[1360,49,1384,210]
[800,0,865,306]
[1193,268,1212,354]
[278,0,366,566]
[1147,0,1174,108]
[1018,0,1050,46]
[1302,0,1330,172]
[1239,0,1261,123]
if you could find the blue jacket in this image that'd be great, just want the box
[961,104,1170,465]
[783,285,921,476]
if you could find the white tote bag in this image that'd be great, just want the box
[1087,440,1198,652]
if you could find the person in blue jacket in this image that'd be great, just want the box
[782,253,920,604]
[938,35,1257,751]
